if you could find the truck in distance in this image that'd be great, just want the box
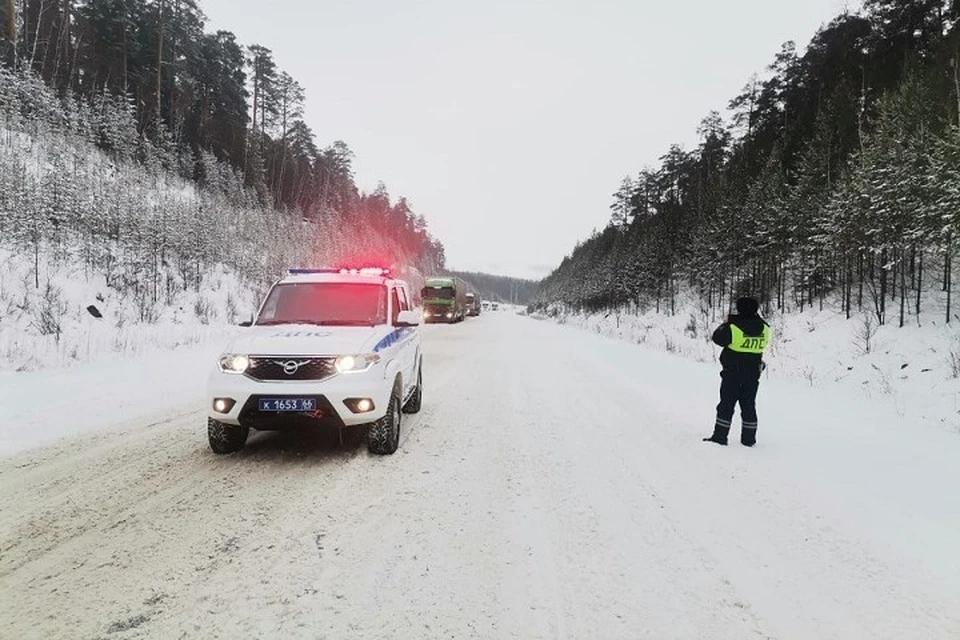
[421,276,467,323]
[465,292,482,316]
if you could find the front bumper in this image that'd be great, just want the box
[423,309,456,323]
[207,369,393,429]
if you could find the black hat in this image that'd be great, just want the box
[736,297,759,316]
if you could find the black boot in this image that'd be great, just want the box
[741,422,757,447]
[703,425,729,445]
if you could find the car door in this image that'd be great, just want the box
[390,285,415,397]
[399,284,420,395]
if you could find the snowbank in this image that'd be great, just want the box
[0,246,259,372]
[537,296,960,433]
[0,341,227,455]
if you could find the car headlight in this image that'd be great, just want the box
[218,354,250,374]
[335,353,380,374]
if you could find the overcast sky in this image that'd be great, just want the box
[201,0,857,280]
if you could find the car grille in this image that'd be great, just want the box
[246,357,337,381]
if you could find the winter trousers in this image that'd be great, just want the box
[715,369,760,445]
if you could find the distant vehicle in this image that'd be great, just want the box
[206,267,423,456]
[491,302,500,311]
[421,276,467,323]
[465,292,482,316]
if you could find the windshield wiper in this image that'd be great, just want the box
[255,319,326,326]
[255,319,378,327]
[320,320,377,327]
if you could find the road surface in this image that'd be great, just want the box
[2,312,959,639]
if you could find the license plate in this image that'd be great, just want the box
[258,398,317,412]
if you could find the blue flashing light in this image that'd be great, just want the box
[288,268,340,275]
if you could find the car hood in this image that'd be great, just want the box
[224,325,379,356]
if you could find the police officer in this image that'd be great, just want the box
[704,296,771,447]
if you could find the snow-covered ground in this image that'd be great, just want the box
[1,313,958,639]
[0,340,228,455]
[540,297,960,434]
[0,245,259,373]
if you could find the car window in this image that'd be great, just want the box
[398,286,410,311]
[391,287,401,324]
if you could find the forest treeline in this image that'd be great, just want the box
[0,0,445,287]
[535,1,960,327]
[449,270,540,305]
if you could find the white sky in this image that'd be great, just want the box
[201,0,857,280]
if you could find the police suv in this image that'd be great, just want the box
[206,267,423,455]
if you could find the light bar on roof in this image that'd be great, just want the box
[288,267,391,277]
[288,268,340,275]
[339,267,391,276]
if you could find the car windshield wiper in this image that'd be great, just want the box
[255,319,378,327]
[255,319,326,326]
[316,320,377,327]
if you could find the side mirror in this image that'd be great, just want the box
[396,309,421,327]
[238,320,252,327]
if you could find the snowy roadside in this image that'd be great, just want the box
[0,241,256,456]
[0,339,230,456]
[0,246,259,373]
[535,302,960,434]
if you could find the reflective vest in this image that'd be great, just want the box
[728,323,771,354]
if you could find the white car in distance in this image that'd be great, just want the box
[207,267,423,455]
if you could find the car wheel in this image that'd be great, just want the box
[208,418,249,454]
[368,381,401,455]
[403,362,423,414]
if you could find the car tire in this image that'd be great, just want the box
[403,362,423,414]
[368,381,401,455]
[208,418,249,454]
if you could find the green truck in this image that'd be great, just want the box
[421,276,468,323]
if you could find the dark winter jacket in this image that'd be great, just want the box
[712,314,768,377]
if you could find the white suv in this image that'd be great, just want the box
[206,268,423,455]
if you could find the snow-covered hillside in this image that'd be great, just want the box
[0,69,439,372]
[0,246,256,372]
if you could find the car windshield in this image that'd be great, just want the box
[423,286,455,299]
[256,282,386,326]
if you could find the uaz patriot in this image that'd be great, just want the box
[206,267,423,455]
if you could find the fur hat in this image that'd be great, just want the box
[736,297,760,316]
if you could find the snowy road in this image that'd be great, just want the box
[2,313,959,639]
